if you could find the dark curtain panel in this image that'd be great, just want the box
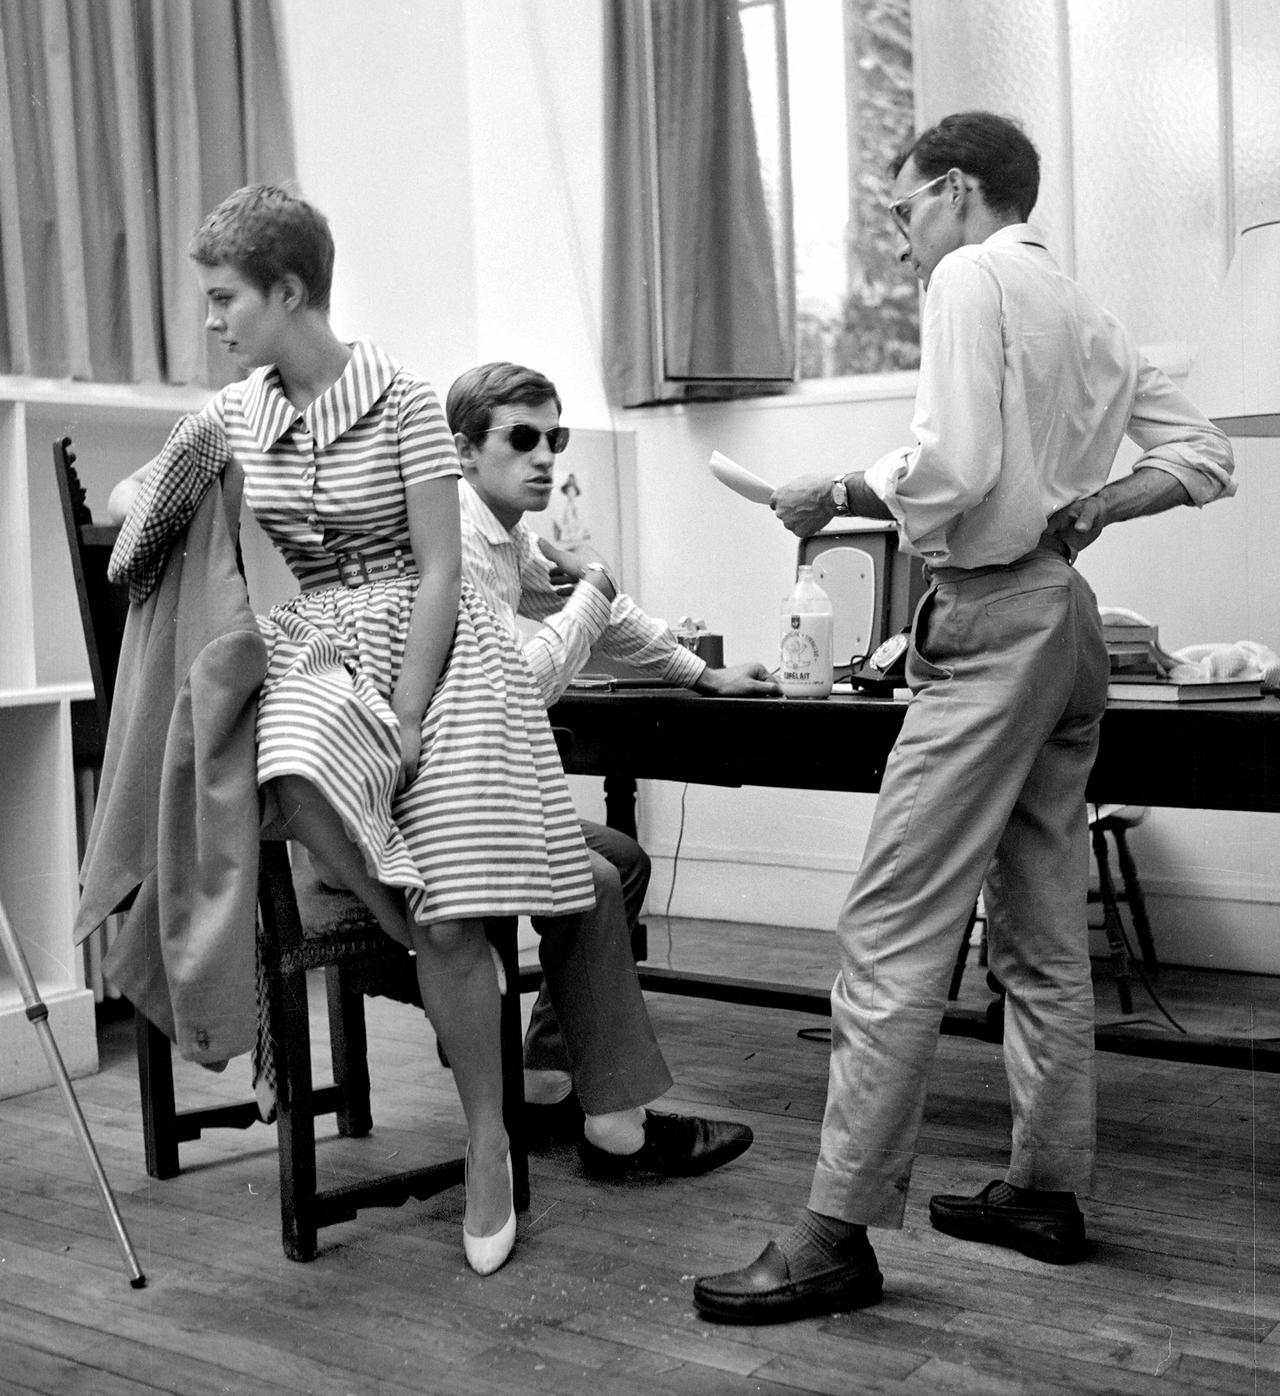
[0,0,295,386]
[604,0,794,406]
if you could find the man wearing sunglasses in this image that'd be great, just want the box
[694,111,1235,1324]
[445,360,776,1181]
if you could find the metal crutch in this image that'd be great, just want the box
[0,897,146,1288]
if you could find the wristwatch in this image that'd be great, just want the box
[831,474,851,516]
[580,561,616,595]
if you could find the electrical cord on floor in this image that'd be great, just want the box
[661,782,690,967]
[1097,914,1187,1034]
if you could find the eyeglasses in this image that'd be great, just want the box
[481,423,571,454]
[888,173,948,234]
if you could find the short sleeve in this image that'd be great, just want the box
[396,377,461,488]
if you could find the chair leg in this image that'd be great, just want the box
[134,1008,180,1179]
[1091,824,1134,1016]
[326,966,373,1138]
[258,842,320,1263]
[984,968,1006,1036]
[487,918,529,1213]
[272,963,320,1262]
[1112,825,1158,973]
[948,904,979,1001]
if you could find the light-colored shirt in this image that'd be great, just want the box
[458,479,706,705]
[863,224,1235,569]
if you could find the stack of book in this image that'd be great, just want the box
[1101,615,1263,702]
[1103,615,1169,681]
[1106,674,1263,702]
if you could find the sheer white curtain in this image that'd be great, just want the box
[0,0,294,386]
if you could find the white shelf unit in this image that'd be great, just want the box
[0,378,209,1098]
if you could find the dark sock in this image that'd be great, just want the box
[777,1209,870,1275]
[987,1180,1075,1208]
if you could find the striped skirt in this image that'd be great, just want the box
[255,577,593,925]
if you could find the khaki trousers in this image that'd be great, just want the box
[809,547,1109,1228]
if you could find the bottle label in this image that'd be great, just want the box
[780,620,821,681]
[779,609,833,697]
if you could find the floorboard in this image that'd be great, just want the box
[0,916,1276,1395]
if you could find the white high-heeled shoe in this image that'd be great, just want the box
[463,1146,516,1276]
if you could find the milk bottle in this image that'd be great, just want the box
[779,565,834,698]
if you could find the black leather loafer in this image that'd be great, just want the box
[929,1180,1089,1264]
[694,1240,883,1324]
[579,1110,753,1178]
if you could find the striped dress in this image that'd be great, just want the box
[201,339,593,925]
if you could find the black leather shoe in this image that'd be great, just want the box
[522,1094,585,1148]
[929,1180,1089,1264]
[579,1110,753,1178]
[694,1240,883,1324]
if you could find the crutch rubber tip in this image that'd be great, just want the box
[130,1275,147,1289]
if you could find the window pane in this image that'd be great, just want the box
[787,0,918,379]
[1070,0,1222,348]
[912,0,1073,273]
[1232,0,1280,235]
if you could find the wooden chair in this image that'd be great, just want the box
[950,806,1159,1023]
[1087,804,1158,1017]
[54,436,527,1261]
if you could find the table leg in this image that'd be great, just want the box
[603,774,646,959]
[603,773,638,841]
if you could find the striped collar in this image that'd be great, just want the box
[459,476,526,548]
[239,338,400,452]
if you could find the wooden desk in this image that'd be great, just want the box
[550,688,1280,1072]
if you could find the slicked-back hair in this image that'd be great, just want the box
[891,111,1040,221]
[189,184,335,311]
[446,362,563,443]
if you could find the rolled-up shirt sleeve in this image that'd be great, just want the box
[516,540,705,698]
[1127,359,1236,505]
[589,597,707,687]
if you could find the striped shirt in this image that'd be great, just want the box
[458,478,705,705]
[196,339,592,924]
[202,339,459,588]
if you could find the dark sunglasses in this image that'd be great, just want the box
[480,423,571,454]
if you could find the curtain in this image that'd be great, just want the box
[0,0,294,386]
[604,0,794,406]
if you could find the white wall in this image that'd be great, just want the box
[276,0,479,390]
[272,1,1280,973]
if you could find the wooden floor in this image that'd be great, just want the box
[2,917,1278,1395]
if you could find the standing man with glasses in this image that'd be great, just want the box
[693,111,1235,1323]
[446,361,776,1179]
